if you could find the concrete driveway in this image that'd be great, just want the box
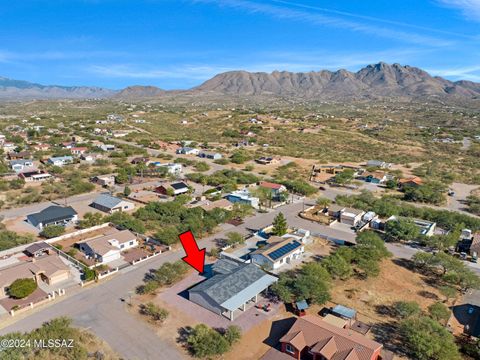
[447,182,479,213]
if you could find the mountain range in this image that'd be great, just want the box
[2,63,480,101]
[0,76,115,100]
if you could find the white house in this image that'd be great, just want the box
[90,194,135,214]
[225,189,259,209]
[340,208,366,226]
[9,159,35,173]
[2,142,16,153]
[199,151,222,160]
[77,229,138,264]
[176,147,200,155]
[251,236,305,270]
[153,162,182,176]
[19,170,53,183]
[99,144,115,151]
[47,156,73,167]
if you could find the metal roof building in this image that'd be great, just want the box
[26,205,78,230]
[189,259,278,321]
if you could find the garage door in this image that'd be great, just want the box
[49,271,70,284]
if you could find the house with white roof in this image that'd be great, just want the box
[47,156,73,167]
[225,189,260,209]
[9,159,35,173]
[90,194,135,214]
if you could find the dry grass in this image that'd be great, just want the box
[323,259,446,324]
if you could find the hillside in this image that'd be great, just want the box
[193,62,480,99]
[113,85,166,99]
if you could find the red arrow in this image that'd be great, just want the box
[179,230,206,273]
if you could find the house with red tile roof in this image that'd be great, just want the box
[258,181,287,199]
[398,176,423,188]
[262,315,382,360]
[70,147,88,156]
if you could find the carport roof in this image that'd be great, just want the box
[220,273,278,311]
[189,262,278,311]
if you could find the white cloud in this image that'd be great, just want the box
[194,0,453,46]
[272,0,473,39]
[88,64,236,80]
[426,65,480,81]
[437,0,480,21]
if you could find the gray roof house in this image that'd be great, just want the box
[188,259,278,321]
[26,206,78,230]
[90,194,135,214]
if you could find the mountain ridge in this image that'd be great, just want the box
[192,62,480,99]
[2,63,480,100]
[0,76,116,100]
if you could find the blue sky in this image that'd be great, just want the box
[0,0,479,89]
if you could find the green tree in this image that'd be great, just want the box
[77,212,104,229]
[394,301,421,319]
[106,212,145,233]
[224,325,242,345]
[155,226,180,246]
[333,169,354,185]
[322,253,353,280]
[272,212,288,236]
[252,186,273,209]
[115,169,129,184]
[272,273,295,303]
[225,232,245,247]
[293,262,331,305]
[230,150,252,164]
[428,302,451,324]
[350,231,390,278]
[400,316,461,360]
[194,161,210,172]
[40,225,65,239]
[123,185,132,197]
[0,230,33,251]
[438,285,457,302]
[385,218,421,242]
[139,302,169,323]
[385,179,398,189]
[9,278,37,299]
[187,324,231,358]
[316,197,331,208]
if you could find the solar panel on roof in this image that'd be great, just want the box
[268,241,302,260]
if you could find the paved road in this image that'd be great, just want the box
[0,180,162,220]
[0,201,306,360]
[320,183,480,218]
[0,248,187,360]
[1,197,480,359]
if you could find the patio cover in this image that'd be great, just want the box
[221,274,278,312]
[332,304,356,319]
